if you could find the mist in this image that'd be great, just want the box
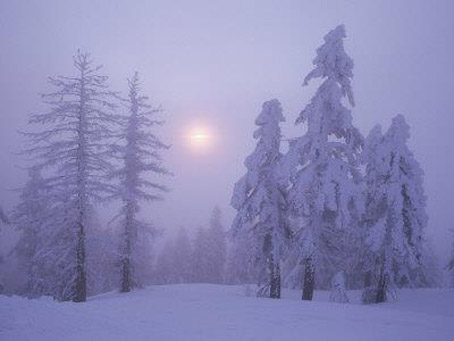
[1,1,453,263]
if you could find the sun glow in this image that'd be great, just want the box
[188,126,213,151]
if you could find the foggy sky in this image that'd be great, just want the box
[1,0,453,260]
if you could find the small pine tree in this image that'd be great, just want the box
[11,167,49,296]
[231,99,289,299]
[154,239,176,284]
[225,231,257,285]
[329,271,349,303]
[172,228,193,283]
[205,206,227,283]
[191,227,211,283]
[86,212,118,296]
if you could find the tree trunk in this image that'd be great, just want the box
[302,257,315,301]
[120,203,133,293]
[270,262,281,299]
[120,257,131,293]
[73,221,87,302]
[376,273,387,303]
[364,270,371,288]
[361,270,376,304]
[120,228,132,292]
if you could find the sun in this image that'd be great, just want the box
[188,126,212,151]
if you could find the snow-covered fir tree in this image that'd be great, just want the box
[329,271,349,303]
[154,239,176,284]
[361,124,385,303]
[86,212,118,296]
[24,51,118,302]
[225,231,257,284]
[113,72,169,292]
[205,206,227,283]
[284,25,363,300]
[362,115,428,303]
[191,227,211,283]
[231,99,289,299]
[172,227,193,283]
[155,227,195,284]
[11,167,49,295]
[189,209,227,284]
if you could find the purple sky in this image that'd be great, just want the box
[1,0,453,260]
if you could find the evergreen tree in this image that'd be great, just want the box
[225,232,257,284]
[329,271,349,303]
[114,72,169,292]
[24,51,118,301]
[172,227,193,283]
[231,99,289,299]
[205,206,227,283]
[284,25,363,300]
[154,239,176,284]
[362,115,428,303]
[86,212,118,296]
[192,227,211,283]
[11,167,49,295]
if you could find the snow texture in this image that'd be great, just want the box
[1,284,453,341]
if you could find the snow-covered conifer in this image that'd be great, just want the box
[329,271,349,303]
[154,239,176,284]
[114,72,169,292]
[205,206,227,283]
[231,99,289,299]
[225,232,257,284]
[172,228,193,283]
[86,213,118,296]
[24,51,118,302]
[11,167,49,295]
[362,115,428,303]
[191,227,211,283]
[284,25,363,300]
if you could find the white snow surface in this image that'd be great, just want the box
[1,284,453,340]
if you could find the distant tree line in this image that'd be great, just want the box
[154,207,227,285]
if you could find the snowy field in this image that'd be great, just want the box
[1,284,453,341]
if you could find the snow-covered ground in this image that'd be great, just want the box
[1,284,453,340]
